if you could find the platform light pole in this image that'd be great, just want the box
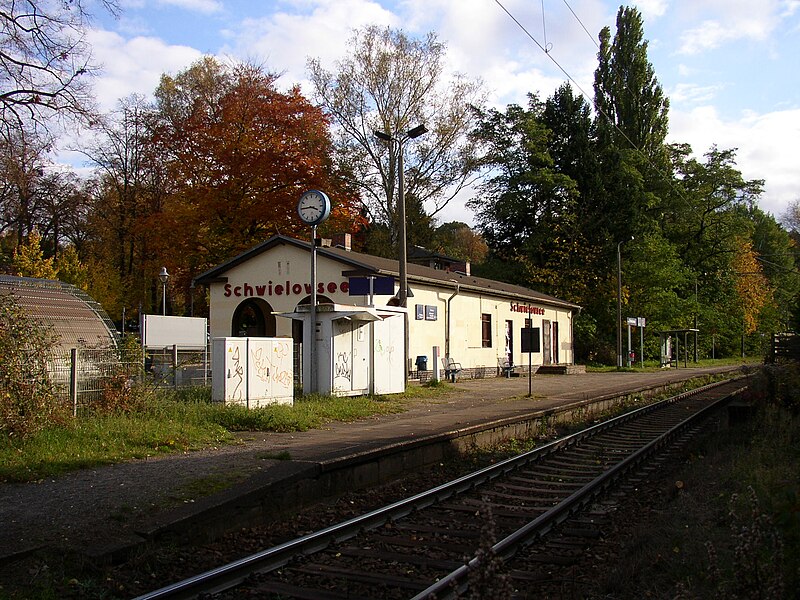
[374,124,427,386]
[159,267,169,316]
[616,237,633,368]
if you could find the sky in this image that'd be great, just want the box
[79,0,800,225]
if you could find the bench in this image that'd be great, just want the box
[441,357,462,382]
[498,357,514,378]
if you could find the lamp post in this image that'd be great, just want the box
[159,267,169,316]
[694,276,699,363]
[374,124,427,386]
[616,237,633,368]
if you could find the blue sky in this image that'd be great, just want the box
[82,0,800,224]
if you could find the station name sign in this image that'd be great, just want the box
[224,280,349,298]
[510,303,545,316]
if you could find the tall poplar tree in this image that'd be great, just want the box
[593,6,669,159]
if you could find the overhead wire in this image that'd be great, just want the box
[560,0,599,49]
[493,0,693,224]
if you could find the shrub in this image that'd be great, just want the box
[0,293,68,439]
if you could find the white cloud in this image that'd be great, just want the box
[669,82,722,105]
[221,0,398,92]
[632,0,669,19]
[675,1,782,55]
[88,28,203,111]
[668,105,800,217]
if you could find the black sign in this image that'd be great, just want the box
[521,327,541,353]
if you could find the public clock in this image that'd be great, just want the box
[297,190,331,226]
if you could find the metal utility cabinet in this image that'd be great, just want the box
[212,337,294,407]
[278,303,405,397]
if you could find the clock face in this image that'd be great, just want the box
[297,190,331,226]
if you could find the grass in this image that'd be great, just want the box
[0,385,416,483]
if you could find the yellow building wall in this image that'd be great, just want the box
[206,244,574,372]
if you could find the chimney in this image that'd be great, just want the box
[331,232,352,251]
[453,260,470,276]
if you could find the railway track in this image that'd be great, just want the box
[135,376,748,600]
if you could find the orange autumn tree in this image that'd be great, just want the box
[150,58,362,310]
[732,236,772,334]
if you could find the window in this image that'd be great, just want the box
[481,313,492,347]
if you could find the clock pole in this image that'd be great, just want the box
[310,224,317,394]
[298,190,330,394]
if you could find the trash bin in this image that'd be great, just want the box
[415,355,428,372]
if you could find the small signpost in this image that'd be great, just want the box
[626,317,646,368]
[521,326,541,397]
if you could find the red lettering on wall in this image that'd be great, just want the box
[510,302,545,315]
[224,280,349,298]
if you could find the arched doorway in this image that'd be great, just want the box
[232,298,275,337]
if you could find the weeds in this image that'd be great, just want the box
[0,385,411,482]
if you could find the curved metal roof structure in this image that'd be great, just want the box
[0,276,119,352]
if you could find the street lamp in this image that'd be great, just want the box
[374,124,428,385]
[159,266,169,316]
[617,237,633,368]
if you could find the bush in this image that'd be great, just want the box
[744,363,800,412]
[0,293,68,439]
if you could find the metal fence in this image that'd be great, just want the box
[48,345,211,416]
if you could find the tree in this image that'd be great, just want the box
[11,228,57,278]
[0,0,118,139]
[431,222,488,263]
[0,124,50,242]
[468,96,581,299]
[81,95,167,316]
[308,25,485,244]
[593,6,669,159]
[151,58,361,311]
[592,6,670,246]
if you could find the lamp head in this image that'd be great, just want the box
[407,124,427,139]
[159,266,169,284]
[373,130,392,142]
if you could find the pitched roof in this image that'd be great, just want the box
[193,235,581,311]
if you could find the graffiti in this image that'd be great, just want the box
[250,346,271,382]
[271,341,291,359]
[334,352,351,381]
[375,339,395,364]
[227,345,244,401]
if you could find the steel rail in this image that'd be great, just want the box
[133,377,746,600]
[411,382,748,599]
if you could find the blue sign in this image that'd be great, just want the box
[348,276,395,296]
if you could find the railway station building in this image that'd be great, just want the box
[193,234,581,379]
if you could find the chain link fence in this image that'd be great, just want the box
[48,345,211,416]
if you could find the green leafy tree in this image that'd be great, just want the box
[469,96,582,300]
[593,6,669,159]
